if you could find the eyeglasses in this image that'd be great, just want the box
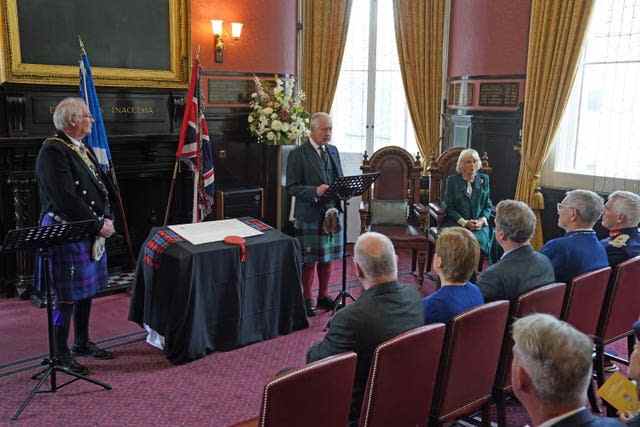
[557,203,575,213]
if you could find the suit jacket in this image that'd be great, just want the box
[600,227,640,267]
[35,131,114,235]
[477,245,555,302]
[551,408,624,426]
[286,140,344,224]
[307,281,423,423]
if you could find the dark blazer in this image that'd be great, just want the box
[307,281,423,423]
[552,408,624,426]
[35,131,114,235]
[286,140,344,224]
[477,245,555,302]
[600,227,640,267]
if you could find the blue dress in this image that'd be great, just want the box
[422,282,484,324]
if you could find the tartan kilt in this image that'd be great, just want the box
[295,218,344,265]
[34,213,108,302]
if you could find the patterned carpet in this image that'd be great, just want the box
[0,249,627,426]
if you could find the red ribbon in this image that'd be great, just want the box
[224,235,247,262]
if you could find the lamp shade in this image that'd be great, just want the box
[211,19,223,36]
[231,22,243,39]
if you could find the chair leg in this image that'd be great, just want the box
[480,403,491,427]
[495,389,507,427]
[417,251,426,288]
[628,334,636,358]
[587,380,600,414]
[594,341,606,387]
[411,249,417,273]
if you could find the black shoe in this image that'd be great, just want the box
[72,341,114,360]
[316,296,335,311]
[58,354,90,376]
[305,299,316,317]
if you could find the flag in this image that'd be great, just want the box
[176,58,215,222]
[79,43,112,174]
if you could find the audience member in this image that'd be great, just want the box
[306,232,423,426]
[512,313,624,426]
[477,200,554,302]
[540,189,608,284]
[423,227,484,324]
[600,191,640,266]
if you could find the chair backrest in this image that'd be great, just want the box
[494,283,567,390]
[430,300,510,423]
[426,147,492,203]
[258,352,357,427]
[361,146,422,204]
[598,256,640,342]
[561,267,612,336]
[359,324,446,427]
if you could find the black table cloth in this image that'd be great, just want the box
[129,226,309,364]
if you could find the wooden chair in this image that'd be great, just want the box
[429,301,510,427]
[359,324,446,427]
[560,267,612,336]
[493,283,567,427]
[425,148,492,271]
[231,352,357,427]
[594,256,640,387]
[360,146,428,286]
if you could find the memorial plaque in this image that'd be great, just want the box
[479,83,519,107]
[448,82,474,106]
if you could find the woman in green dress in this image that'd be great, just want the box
[443,148,494,257]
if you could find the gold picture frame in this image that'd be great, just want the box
[0,0,190,88]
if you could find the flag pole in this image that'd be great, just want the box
[163,161,179,226]
[192,47,202,223]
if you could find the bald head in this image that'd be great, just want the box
[353,232,397,286]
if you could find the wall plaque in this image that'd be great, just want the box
[479,82,519,107]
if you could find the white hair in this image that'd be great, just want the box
[564,189,604,226]
[52,97,87,131]
[608,191,640,227]
[310,112,331,131]
[455,148,481,174]
[353,232,397,279]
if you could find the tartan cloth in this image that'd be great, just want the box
[34,213,108,302]
[143,229,183,269]
[296,216,344,265]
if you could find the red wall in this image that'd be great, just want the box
[191,0,296,74]
[448,0,531,78]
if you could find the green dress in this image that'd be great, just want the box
[443,173,494,256]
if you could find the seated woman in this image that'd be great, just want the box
[423,227,484,324]
[443,148,494,259]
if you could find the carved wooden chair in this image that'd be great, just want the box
[425,147,492,271]
[360,146,428,286]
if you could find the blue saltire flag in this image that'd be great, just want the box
[79,43,112,174]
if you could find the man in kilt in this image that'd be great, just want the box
[35,97,116,375]
[286,112,344,316]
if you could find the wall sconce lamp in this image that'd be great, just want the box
[210,20,244,64]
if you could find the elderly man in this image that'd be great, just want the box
[600,191,640,266]
[540,189,608,284]
[35,97,116,375]
[512,313,624,426]
[307,232,423,425]
[477,200,555,302]
[286,112,344,316]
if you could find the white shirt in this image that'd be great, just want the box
[536,406,585,427]
[309,137,326,158]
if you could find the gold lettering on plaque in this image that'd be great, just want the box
[111,105,154,114]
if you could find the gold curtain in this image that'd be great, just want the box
[302,0,353,114]
[393,0,444,164]
[515,0,594,248]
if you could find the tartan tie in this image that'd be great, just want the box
[320,146,328,165]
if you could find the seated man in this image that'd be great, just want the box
[423,227,484,324]
[477,200,555,302]
[540,189,608,284]
[512,313,624,426]
[306,232,423,426]
[600,190,640,266]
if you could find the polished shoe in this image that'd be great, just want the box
[316,296,335,311]
[304,299,316,317]
[58,354,90,376]
[72,341,114,360]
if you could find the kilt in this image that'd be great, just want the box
[34,213,108,302]
[296,217,344,265]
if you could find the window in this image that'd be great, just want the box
[330,0,418,156]
[545,0,640,191]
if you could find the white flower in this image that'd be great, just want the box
[266,132,275,140]
[248,115,254,123]
[282,123,290,132]
[272,120,282,131]
[262,107,273,115]
[271,113,277,119]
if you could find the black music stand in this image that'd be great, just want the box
[320,172,380,311]
[1,220,112,421]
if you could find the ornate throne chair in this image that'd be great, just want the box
[359,146,428,286]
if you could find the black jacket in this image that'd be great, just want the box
[552,408,624,426]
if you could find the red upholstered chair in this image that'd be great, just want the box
[231,352,357,427]
[560,267,612,336]
[359,324,446,427]
[594,256,640,387]
[360,146,428,286]
[429,300,510,427]
[493,283,567,427]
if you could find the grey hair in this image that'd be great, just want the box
[495,200,536,244]
[607,191,640,227]
[353,232,398,279]
[512,314,593,407]
[564,189,604,226]
[310,112,331,131]
[455,148,481,174]
[53,97,87,131]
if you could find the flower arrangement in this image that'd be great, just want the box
[248,75,310,145]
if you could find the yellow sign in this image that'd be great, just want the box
[597,372,640,413]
